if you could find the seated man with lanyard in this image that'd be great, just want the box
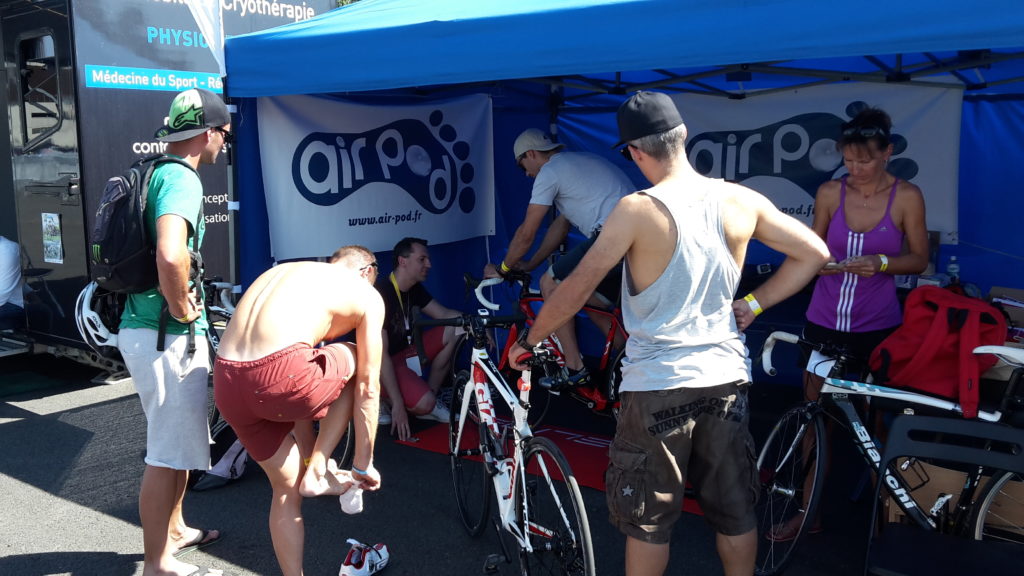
[373,237,463,441]
[485,129,634,385]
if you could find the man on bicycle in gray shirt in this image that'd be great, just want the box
[487,129,634,386]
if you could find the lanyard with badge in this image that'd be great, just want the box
[390,272,422,375]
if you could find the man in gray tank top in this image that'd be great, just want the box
[510,91,829,576]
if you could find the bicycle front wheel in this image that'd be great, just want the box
[972,470,1024,545]
[517,436,595,576]
[449,369,491,536]
[754,406,826,576]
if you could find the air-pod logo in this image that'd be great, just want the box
[686,101,919,199]
[291,110,478,214]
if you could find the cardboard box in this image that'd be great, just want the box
[886,459,1024,534]
[886,459,966,524]
[989,286,1024,327]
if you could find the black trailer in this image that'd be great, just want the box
[0,0,336,372]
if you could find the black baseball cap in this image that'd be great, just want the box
[154,88,230,142]
[614,91,684,147]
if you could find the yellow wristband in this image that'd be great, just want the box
[499,261,511,273]
[743,293,763,317]
[877,254,889,273]
[173,312,191,323]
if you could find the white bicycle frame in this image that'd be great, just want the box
[762,331,1010,422]
[451,310,578,553]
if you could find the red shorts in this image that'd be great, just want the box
[386,327,445,409]
[214,343,354,462]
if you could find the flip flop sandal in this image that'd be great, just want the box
[185,566,231,576]
[174,529,223,558]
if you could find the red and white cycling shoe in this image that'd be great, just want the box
[339,538,390,576]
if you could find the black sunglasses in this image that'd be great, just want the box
[842,125,888,139]
[620,145,634,162]
[516,152,527,171]
[359,261,378,272]
[214,126,234,144]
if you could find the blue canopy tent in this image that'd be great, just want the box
[224,0,1024,307]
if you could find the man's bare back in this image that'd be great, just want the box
[218,261,380,362]
[213,247,384,576]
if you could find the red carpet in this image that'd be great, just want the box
[397,422,702,516]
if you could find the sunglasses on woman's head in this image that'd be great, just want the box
[842,125,888,139]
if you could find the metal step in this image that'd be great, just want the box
[0,334,31,358]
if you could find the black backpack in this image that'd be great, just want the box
[89,154,195,293]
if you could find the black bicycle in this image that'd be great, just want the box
[754,331,1024,576]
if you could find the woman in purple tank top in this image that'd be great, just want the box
[769,107,929,542]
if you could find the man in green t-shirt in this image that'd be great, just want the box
[116,88,233,576]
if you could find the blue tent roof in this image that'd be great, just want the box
[225,0,1024,97]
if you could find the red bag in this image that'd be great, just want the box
[869,285,1007,418]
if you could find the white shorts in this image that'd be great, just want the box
[118,327,212,470]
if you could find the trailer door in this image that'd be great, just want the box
[3,0,84,344]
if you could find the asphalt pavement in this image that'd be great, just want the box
[0,353,871,576]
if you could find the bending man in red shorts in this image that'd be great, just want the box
[214,245,384,576]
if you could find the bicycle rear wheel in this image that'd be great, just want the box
[603,347,627,419]
[449,369,491,536]
[972,470,1024,545]
[754,406,826,576]
[205,309,232,428]
[517,436,595,576]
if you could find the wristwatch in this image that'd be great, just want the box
[517,330,535,350]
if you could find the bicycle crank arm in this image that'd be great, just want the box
[483,518,512,574]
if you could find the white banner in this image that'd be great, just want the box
[673,83,962,242]
[257,94,495,259]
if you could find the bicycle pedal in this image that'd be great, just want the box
[491,517,513,566]
[483,554,503,574]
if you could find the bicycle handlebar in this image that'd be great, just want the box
[464,270,536,311]
[761,331,801,376]
[474,277,506,311]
